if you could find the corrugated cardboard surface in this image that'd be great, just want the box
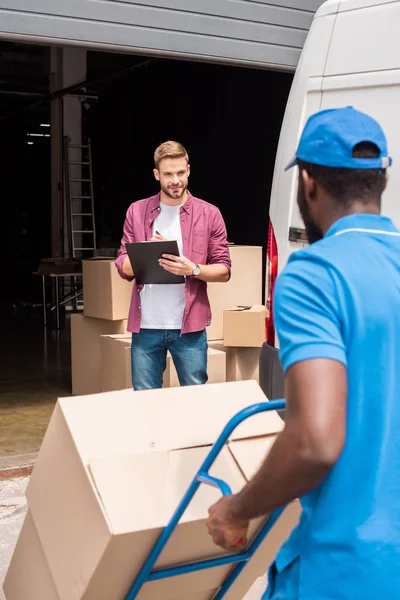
[100,334,132,392]
[133,381,283,451]
[71,314,127,396]
[228,434,302,582]
[224,306,267,348]
[83,259,133,320]
[207,246,262,341]
[21,383,294,600]
[226,348,261,383]
[124,345,132,388]
[3,511,59,600]
[208,342,261,384]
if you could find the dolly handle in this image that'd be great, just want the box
[125,399,286,600]
[196,472,232,496]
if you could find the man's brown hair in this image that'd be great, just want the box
[154,141,189,169]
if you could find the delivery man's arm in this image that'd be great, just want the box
[207,257,348,549]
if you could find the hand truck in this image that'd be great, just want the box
[125,399,286,600]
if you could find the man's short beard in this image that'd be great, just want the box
[161,183,187,200]
[297,179,324,244]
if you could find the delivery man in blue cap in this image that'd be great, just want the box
[207,106,400,599]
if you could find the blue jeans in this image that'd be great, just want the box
[131,329,208,390]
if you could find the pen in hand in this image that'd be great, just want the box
[153,230,167,241]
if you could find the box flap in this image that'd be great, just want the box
[135,381,283,450]
[59,391,154,463]
[101,333,132,341]
[88,446,246,534]
[115,336,132,345]
[59,383,283,460]
[229,435,279,480]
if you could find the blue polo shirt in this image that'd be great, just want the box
[272,213,400,600]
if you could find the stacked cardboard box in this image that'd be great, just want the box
[82,258,133,321]
[207,306,267,384]
[207,246,262,341]
[4,381,299,600]
[209,341,261,384]
[223,306,267,348]
[70,259,133,395]
[71,315,128,395]
[74,248,263,394]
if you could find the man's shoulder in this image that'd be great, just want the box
[191,196,221,216]
[288,235,360,271]
[287,235,347,269]
[279,241,337,292]
[127,195,158,213]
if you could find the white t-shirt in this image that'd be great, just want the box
[140,202,186,329]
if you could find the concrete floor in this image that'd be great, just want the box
[0,310,72,466]
[0,476,29,600]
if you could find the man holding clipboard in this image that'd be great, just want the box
[115,141,231,390]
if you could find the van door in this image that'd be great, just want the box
[321,69,400,226]
[266,9,338,346]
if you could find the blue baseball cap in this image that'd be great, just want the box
[285,106,392,171]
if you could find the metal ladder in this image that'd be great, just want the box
[63,137,97,258]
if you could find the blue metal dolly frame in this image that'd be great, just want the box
[125,399,286,600]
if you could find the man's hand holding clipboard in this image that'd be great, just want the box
[151,230,198,278]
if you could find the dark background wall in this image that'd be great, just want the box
[88,60,292,250]
[1,57,292,310]
[1,111,51,308]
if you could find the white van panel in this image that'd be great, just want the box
[325,2,400,75]
[338,0,398,11]
[316,0,341,16]
[321,71,400,227]
[269,13,338,271]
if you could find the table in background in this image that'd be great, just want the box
[33,272,83,329]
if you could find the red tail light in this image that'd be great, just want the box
[265,221,278,345]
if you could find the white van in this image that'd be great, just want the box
[266,0,400,345]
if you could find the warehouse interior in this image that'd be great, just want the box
[0,40,293,466]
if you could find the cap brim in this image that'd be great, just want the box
[284,156,297,171]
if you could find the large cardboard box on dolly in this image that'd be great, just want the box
[207,246,262,341]
[71,314,127,396]
[8,382,299,600]
[83,258,133,320]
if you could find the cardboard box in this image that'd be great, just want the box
[224,305,267,348]
[71,314,127,396]
[3,511,59,600]
[209,341,261,383]
[23,382,296,600]
[163,347,226,387]
[207,246,262,341]
[100,334,132,392]
[83,258,133,320]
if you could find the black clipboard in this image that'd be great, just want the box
[126,241,185,285]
